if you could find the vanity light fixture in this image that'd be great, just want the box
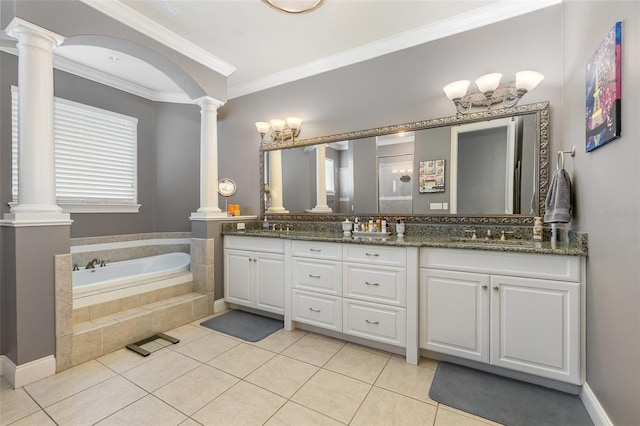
[443,71,544,114]
[262,0,325,14]
[255,117,302,144]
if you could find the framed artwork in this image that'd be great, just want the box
[585,21,622,152]
[419,159,445,193]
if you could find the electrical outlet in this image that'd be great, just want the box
[237,222,245,230]
[443,202,448,210]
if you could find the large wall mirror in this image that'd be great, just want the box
[260,102,549,224]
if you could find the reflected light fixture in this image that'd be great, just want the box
[443,71,544,114]
[255,117,302,144]
[262,0,325,14]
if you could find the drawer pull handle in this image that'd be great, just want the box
[365,281,380,286]
[309,274,321,278]
[365,320,380,325]
[365,252,380,257]
[309,307,321,312]
[309,248,322,252]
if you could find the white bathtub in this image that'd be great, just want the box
[73,252,191,297]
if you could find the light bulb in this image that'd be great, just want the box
[443,80,470,100]
[515,71,544,91]
[475,73,502,93]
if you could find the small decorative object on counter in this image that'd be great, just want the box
[342,219,353,236]
[533,216,544,241]
[396,217,406,238]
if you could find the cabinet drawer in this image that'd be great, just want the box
[343,264,406,306]
[292,290,342,332]
[343,300,406,346]
[225,236,284,253]
[420,248,580,282]
[292,258,342,295]
[292,240,342,260]
[344,245,406,267]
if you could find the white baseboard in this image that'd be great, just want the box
[0,355,56,389]
[581,382,613,426]
[213,298,229,314]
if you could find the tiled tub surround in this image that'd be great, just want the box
[53,232,216,372]
[70,232,191,268]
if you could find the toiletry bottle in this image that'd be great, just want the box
[533,217,543,241]
[381,218,387,233]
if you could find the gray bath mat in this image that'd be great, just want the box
[429,362,593,426]
[200,310,283,342]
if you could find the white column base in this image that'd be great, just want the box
[0,355,56,389]
[190,211,230,221]
[266,207,289,214]
[310,205,333,213]
[1,212,72,227]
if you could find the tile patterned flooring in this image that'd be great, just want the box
[1,313,502,426]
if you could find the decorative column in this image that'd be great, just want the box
[0,19,70,389]
[266,150,288,213]
[311,144,332,213]
[3,19,70,224]
[191,96,227,220]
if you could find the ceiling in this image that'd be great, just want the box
[5,0,561,101]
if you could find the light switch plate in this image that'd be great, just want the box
[430,202,443,210]
[237,223,245,230]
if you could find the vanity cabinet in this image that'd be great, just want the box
[224,236,285,315]
[419,248,583,384]
[343,245,408,347]
[291,241,343,331]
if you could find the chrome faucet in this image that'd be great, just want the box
[85,258,101,269]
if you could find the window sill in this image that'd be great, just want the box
[8,203,141,214]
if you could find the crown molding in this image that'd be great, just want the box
[78,0,236,77]
[228,0,562,99]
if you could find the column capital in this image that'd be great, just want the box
[5,18,65,49]
[194,96,225,112]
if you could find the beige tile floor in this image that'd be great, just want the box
[1,313,503,426]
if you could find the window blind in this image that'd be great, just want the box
[11,86,139,211]
[325,157,335,194]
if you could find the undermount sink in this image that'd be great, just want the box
[448,237,533,247]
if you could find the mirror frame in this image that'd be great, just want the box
[259,101,549,225]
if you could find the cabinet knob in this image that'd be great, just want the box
[493,286,499,291]
[253,258,257,262]
[482,285,488,290]
[365,320,380,325]
[309,307,321,312]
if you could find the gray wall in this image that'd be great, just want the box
[560,2,640,424]
[154,102,201,232]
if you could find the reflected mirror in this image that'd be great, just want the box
[260,102,549,221]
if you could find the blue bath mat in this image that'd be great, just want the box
[429,362,593,426]
[200,310,283,342]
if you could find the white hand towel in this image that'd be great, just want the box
[544,168,572,223]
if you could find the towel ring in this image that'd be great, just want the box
[557,147,576,170]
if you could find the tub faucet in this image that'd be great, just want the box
[85,259,101,269]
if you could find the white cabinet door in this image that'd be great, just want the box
[224,249,253,307]
[420,269,490,363]
[490,275,580,384]
[255,253,285,315]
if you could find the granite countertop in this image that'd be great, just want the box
[222,228,588,256]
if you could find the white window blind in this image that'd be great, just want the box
[325,157,335,195]
[11,86,140,213]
